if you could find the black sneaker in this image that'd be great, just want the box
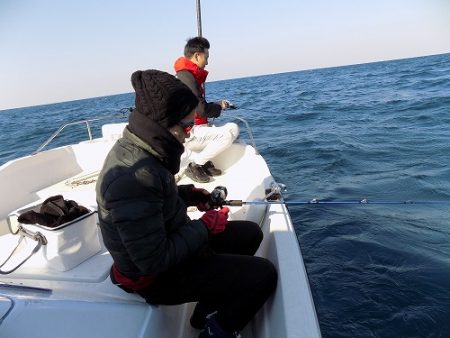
[185,162,210,183]
[199,314,240,337]
[190,302,215,330]
[202,161,222,176]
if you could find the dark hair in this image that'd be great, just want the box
[184,37,210,58]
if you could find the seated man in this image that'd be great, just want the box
[96,69,277,338]
[175,36,239,183]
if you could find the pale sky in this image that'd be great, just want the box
[1,0,449,110]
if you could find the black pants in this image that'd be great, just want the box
[138,220,278,332]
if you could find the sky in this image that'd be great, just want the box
[1,0,449,110]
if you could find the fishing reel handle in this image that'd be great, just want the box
[224,200,243,206]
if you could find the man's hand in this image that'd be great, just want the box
[191,187,212,211]
[220,100,230,110]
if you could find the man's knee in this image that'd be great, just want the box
[251,257,278,296]
[227,123,240,140]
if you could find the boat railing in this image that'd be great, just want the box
[233,117,259,155]
[33,113,128,155]
[33,110,259,156]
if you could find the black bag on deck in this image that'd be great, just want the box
[17,195,89,228]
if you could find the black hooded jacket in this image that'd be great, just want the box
[96,70,205,279]
[96,126,208,278]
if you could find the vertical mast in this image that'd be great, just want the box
[196,0,202,37]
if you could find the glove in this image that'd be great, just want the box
[178,185,212,210]
[200,207,230,234]
[191,187,212,211]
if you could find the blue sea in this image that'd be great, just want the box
[1,53,450,337]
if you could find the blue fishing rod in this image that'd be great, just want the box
[209,186,450,207]
[222,199,450,206]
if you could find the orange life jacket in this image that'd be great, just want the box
[174,57,209,125]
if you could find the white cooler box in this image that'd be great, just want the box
[7,201,101,272]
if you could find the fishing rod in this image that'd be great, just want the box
[208,186,450,208]
[222,199,450,206]
[226,103,280,115]
[208,101,279,114]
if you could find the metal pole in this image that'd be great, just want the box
[196,0,202,37]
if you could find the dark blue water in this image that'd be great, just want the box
[1,53,450,337]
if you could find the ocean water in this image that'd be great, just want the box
[1,53,450,337]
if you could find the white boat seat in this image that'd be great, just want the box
[101,122,128,141]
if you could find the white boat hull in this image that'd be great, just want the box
[0,123,321,337]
